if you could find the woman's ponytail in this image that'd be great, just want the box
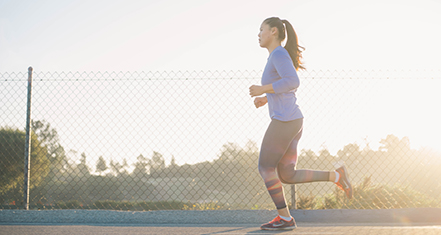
[281,19,305,70]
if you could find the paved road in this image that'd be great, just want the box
[1,209,440,234]
[2,223,441,235]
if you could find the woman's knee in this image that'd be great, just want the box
[258,164,276,179]
[277,164,296,184]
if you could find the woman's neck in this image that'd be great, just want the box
[267,42,282,54]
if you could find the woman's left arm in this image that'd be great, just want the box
[271,50,300,94]
[249,84,274,97]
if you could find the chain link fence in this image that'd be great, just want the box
[1,69,441,210]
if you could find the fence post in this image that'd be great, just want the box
[23,66,33,210]
[291,185,297,209]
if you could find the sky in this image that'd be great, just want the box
[1,0,441,72]
[1,0,441,169]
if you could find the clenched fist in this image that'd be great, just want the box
[254,96,268,108]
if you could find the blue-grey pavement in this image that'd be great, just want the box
[1,208,440,225]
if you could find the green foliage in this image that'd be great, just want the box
[315,176,440,209]
[150,151,165,178]
[76,152,91,177]
[56,200,82,209]
[132,154,150,177]
[14,200,224,210]
[136,201,189,210]
[295,194,317,210]
[182,201,225,210]
[0,127,50,195]
[2,125,441,211]
[31,120,67,167]
[95,156,107,175]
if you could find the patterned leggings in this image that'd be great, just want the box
[258,118,331,209]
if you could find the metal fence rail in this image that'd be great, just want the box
[1,69,441,210]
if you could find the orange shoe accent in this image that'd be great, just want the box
[335,165,353,199]
[261,215,297,231]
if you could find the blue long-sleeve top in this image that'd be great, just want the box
[261,46,303,121]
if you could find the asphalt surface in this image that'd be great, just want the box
[1,208,441,234]
[2,223,441,235]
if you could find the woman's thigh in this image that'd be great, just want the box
[258,118,303,169]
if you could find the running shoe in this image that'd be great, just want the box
[260,215,296,231]
[335,165,353,199]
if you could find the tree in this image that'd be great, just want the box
[299,149,318,168]
[380,135,411,154]
[110,160,121,176]
[170,155,178,168]
[96,156,108,175]
[218,142,243,162]
[76,152,90,177]
[318,148,335,168]
[337,143,361,164]
[132,154,150,177]
[31,120,68,175]
[245,140,259,153]
[110,158,129,176]
[236,140,259,167]
[0,127,50,195]
[150,151,165,177]
[121,158,129,175]
[209,141,262,201]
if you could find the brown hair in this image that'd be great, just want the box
[263,17,305,70]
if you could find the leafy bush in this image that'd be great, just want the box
[315,176,440,209]
[46,200,224,211]
[56,200,82,209]
[295,194,317,210]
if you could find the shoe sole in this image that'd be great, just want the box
[261,226,297,231]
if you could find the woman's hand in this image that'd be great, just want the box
[249,85,264,97]
[249,84,274,97]
[254,96,268,108]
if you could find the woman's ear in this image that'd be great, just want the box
[270,27,278,36]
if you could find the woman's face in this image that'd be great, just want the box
[258,22,274,48]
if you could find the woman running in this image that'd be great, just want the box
[249,17,353,231]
